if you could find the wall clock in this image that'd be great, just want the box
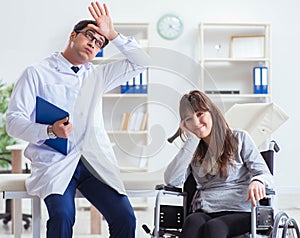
[157,14,184,40]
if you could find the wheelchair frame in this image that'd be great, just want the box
[143,142,300,238]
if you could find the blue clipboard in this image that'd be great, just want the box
[35,96,69,155]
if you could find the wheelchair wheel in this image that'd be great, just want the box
[272,211,300,238]
[272,211,289,238]
[282,217,300,238]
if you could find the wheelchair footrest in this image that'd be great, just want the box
[159,228,181,237]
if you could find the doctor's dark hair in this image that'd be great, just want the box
[179,90,238,178]
[73,20,109,49]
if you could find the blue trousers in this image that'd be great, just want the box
[44,159,136,238]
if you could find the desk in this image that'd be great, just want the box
[5,143,28,233]
[6,143,102,234]
[6,144,27,174]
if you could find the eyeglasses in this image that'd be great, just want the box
[75,30,105,49]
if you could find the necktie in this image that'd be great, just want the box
[71,66,80,73]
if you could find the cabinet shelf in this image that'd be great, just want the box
[201,58,270,63]
[120,166,148,172]
[107,130,148,135]
[200,22,269,27]
[103,93,148,98]
[206,94,271,99]
[91,57,120,64]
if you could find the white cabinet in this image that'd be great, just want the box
[92,23,150,172]
[198,22,271,112]
[103,93,149,172]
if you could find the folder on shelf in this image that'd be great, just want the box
[120,69,148,94]
[253,67,262,94]
[120,81,128,94]
[140,70,148,93]
[128,112,138,131]
[35,96,69,155]
[120,112,148,131]
[140,112,148,131]
[120,113,130,130]
[253,66,268,94]
[261,67,268,94]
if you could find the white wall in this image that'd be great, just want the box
[1,0,300,193]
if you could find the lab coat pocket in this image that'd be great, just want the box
[44,84,76,110]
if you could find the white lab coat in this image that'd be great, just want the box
[6,34,149,199]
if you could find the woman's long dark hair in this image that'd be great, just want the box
[179,90,238,178]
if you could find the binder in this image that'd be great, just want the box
[253,67,262,94]
[253,66,268,94]
[140,71,148,93]
[261,67,268,94]
[120,69,148,94]
[120,81,128,93]
[35,96,69,155]
[96,48,103,57]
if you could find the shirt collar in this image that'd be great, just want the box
[58,52,82,70]
[53,52,92,73]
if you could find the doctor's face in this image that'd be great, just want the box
[70,27,104,63]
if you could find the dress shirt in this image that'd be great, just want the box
[6,33,149,199]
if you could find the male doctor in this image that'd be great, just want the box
[6,2,149,237]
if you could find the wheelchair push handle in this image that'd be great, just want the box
[155,184,183,193]
[167,128,180,143]
[270,140,280,152]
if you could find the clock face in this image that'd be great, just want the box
[157,14,183,40]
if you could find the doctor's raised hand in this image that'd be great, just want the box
[88,2,118,41]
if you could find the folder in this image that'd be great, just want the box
[253,66,268,94]
[253,67,262,94]
[35,96,69,155]
[261,67,268,94]
[140,71,148,94]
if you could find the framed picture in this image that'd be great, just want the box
[230,35,265,58]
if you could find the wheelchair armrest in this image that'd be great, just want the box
[155,184,183,193]
[266,188,275,196]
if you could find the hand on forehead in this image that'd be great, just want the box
[87,24,101,36]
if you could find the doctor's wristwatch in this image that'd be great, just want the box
[47,125,57,139]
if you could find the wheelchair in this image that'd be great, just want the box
[143,141,300,238]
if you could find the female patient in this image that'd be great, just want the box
[164,90,273,238]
